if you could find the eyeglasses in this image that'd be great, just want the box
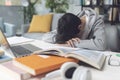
[108,54,120,66]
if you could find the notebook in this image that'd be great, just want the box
[0,29,41,58]
[0,60,32,80]
[13,55,78,75]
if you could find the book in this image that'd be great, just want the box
[25,74,45,80]
[34,48,106,70]
[0,60,32,80]
[104,0,113,5]
[13,55,78,76]
[94,7,99,14]
[0,55,12,63]
[85,0,90,5]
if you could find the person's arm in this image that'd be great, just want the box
[74,20,107,51]
[41,30,57,43]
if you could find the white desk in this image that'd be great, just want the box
[0,52,120,80]
[39,52,120,80]
[0,37,120,80]
[89,53,120,80]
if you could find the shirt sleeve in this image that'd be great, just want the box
[41,30,57,43]
[74,19,107,51]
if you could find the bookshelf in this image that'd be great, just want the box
[81,0,120,25]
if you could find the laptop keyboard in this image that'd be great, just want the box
[11,46,32,55]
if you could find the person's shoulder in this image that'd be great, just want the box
[84,8,94,12]
[77,8,96,17]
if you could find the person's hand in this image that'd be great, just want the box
[66,38,80,48]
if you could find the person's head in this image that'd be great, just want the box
[55,13,81,44]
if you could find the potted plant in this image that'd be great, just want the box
[22,0,40,23]
[45,0,69,13]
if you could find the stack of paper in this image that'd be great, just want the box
[7,36,34,45]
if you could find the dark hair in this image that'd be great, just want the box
[55,13,81,44]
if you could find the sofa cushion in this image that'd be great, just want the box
[0,17,5,32]
[51,13,64,31]
[21,13,64,41]
[28,14,53,33]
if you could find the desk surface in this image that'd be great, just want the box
[0,37,120,80]
[0,53,120,80]
[89,55,120,80]
[40,53,120,80]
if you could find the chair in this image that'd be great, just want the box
[0,17,16,37]
[104,24,120,52]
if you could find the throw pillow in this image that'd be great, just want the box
[28,14,53,33]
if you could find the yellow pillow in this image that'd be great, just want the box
[28,14,53,33]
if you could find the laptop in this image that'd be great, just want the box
[0,29,41,58]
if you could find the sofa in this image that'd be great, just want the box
[21,13,120,52]
[0,17,16,37]
[104,24,120,52]
[21,13,63,40]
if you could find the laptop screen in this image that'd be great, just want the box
[0,29,10,49]
[0,29,15,57]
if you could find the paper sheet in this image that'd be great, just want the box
[7,36,34,45]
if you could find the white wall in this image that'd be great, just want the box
[0,6,24,31]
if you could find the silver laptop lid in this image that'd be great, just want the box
[0,28,16,57]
